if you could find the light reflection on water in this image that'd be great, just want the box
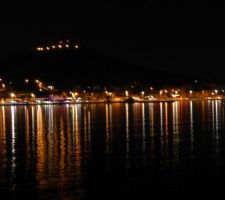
[0,101,225,199]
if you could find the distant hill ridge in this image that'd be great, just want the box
[0,44,205,89]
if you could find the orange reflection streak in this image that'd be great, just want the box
[58,106,66,187]
[24,106,30,160]
[142,103,146,153]
[31,106,36,152]
[165,103,168,135]
[212,100,215,133]
[202,101,205,130]
[83,106,88,153]
[36,105,45,181]
[160,102,163,136]
[74,105,82,181]
[160,102,164,159]
[0,106,6,161]
[222,101,225,130]
[149,103,154,136]
[105,104,112,154]
[87,110,91,147]
[141,103,146,168]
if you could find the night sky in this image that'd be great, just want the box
[1,2,225,81]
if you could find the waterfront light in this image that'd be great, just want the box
[215,90,218,94]
[189,90,193,94]
[25,79,29,83]
[31,93,35,98]
[58,44,62,48]
[37,47,44,51]
[48,86,54,90]
[10,93,15,98]
[125,90,129,97]
[2,84,5,88]
[75,44,79,49]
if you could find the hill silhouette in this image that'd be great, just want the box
[0,45,207,89]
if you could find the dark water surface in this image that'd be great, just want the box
[0,101,225,199]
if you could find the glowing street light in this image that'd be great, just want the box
[10,93,16,98]
[141,91,145,98]
[25,79,29,83]
[189,90,193,94]
[125,90,129,97]
[48,86,54,90]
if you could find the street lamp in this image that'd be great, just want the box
[10,93,16,99]
[31,93,35,98]
[141,91,144,99]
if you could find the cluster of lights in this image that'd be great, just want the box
[105,91,113,97]
[36,40,80,52]
[69,91,78,99]
[0,78,6,89]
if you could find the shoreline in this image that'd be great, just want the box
[0,98,224,106]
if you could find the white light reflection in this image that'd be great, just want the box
[10,106,17,191]
[125,103,129,154]
[214,100,219,155]
[172,101,179,162]
[149,103,154,160]
[189,101,194,156]
[149,103,154,136]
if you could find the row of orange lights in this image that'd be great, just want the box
[36,44,79,52]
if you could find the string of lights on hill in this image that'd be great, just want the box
[34,40,80,52]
